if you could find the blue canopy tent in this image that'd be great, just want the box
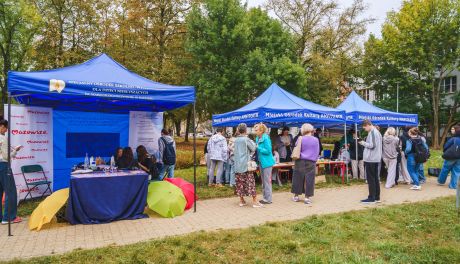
[212,83,346,127]
[337,91,418,179]
[5,54,197,233]
[8,54,195,113]
[213,83,350,184]
[337,91,418,127]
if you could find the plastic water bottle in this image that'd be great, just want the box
[110,156,115,172]
[84,153,89,169]
[90,156,94,168]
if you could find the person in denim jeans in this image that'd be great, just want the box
[405,127,428,191]
[225,132,238,187]
[0,120,23,224]
[158,129,176,179]
[438,125,460,189]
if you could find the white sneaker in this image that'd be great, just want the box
[304,198,312,204]
[252,202,264,208]
[410,185,422,190]
[292,196,300,202]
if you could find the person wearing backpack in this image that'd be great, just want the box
[438,125,460,189]
[418,131,428,184]
[404,127,429,190]
[158,128,176,179]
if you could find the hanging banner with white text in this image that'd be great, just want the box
[129,111,163,155]
[4,105,53,201]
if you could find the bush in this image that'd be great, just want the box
[321,137,341,144]
[175,150,204,169]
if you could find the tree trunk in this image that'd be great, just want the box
[2,56,10,105]
[431,81,441,149]
[440,102,458,148]
[174,120,181,137]
[184,107,192,142]
[57,15,65,67]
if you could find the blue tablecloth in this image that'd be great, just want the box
[66,171,149,224]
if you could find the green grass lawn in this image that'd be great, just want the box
[426,149,443,170]
[9,196,460,264]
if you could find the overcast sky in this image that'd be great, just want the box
[246,0,403,38]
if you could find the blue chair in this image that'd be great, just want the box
[323,149,332,159]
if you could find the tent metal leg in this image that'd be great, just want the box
[355,123,358,180]
[344,124,348,183]
[7,93,12,236]
[193,103,197,213]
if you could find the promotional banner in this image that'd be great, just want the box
[53,111,129,190]
[4,105,53,201]
[129,111,163,154]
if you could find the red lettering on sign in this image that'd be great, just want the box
[11,130,48,135]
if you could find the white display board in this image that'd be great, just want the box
[4,105,53,200]
[128,111,163,155]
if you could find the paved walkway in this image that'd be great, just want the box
[0,178,455,261]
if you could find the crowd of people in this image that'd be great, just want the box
[206,119,460,208]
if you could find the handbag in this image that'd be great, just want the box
[291,136,302,160]
[246,138,258,172]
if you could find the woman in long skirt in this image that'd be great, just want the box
[233,123,263,208]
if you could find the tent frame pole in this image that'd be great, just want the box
[193,103,197,213]
[344,124,348,183]
[7,93,12,236]
[355,123,358,180]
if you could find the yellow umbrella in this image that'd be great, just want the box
[28,188,69,231]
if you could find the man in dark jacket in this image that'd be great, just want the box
[314,128,324,155]
[349,129,364,179]
[158,128,176,179]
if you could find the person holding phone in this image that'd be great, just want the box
[0,120,23,224]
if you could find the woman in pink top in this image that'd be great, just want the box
[291,123,320,204]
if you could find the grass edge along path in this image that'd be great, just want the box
[8,196,460,264]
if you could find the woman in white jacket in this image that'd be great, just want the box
[207,128,228,187]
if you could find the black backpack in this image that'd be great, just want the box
[411,138,430,163]
[161,137,176,165]
[442,138,460,160]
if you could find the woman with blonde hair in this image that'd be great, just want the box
[291,123,320,204]
[254,123,275,204]
[382,127,400,188]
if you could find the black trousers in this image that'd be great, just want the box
[365,162,380,201]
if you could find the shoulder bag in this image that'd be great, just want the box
[246,138,258,172]
[291,136,303,160]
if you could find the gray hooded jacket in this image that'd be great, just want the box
[382,135,399,159]
[360,127,382,162]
